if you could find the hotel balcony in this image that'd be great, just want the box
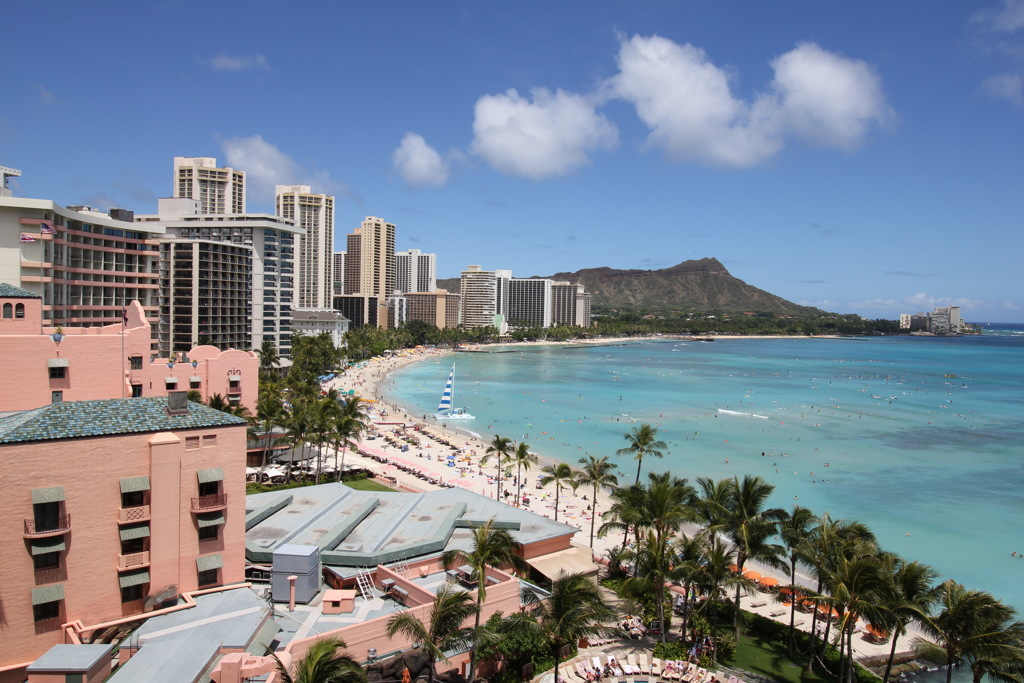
[24,515,71,538]
[191,494,227,512]
[118,551,151,570]
[118,505,151,524]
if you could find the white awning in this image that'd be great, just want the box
[165,377,178,383]
[525,545,600,580]
[47,358,69,368]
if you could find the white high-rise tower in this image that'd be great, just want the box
[276,185,334,309]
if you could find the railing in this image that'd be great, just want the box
[119,505,151,523]
[24,514,71,537]
[227,384,242,395]
[191,494,227,511]
[118,551,151,570]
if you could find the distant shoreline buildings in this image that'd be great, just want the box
[899,305,967,335]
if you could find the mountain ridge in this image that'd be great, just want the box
[436,257,819,315]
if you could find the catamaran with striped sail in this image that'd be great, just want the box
[435,363,475,420]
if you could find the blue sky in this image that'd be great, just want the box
[2,1,1023,322]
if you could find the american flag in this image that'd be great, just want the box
[39,221,56,235]
[20,233,36,243]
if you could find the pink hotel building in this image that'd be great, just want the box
[0,285,257,412]
[0,394,248,681]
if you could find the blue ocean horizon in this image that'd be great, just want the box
[383,328,1024,611]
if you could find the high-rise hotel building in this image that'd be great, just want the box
[395,249,436,293]
[173,157,246,215]
[276,185,333,309]
[341,217,395,328]
[332,251,346,296]
[460,265,511,331]
[0,196,162,326]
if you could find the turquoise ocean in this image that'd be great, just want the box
[382,326,1024,611]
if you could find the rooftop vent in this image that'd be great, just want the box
[166,390,190,416]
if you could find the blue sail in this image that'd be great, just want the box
[437,365,455,413]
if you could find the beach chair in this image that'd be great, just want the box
[637,654,651,675]
[651,658,662,678]
[578,661,595,681]
[728,676,739,683]
[626,654,640,674]
[593,656,604,674]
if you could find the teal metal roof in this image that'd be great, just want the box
[197,512,225,528]
[0,398,246,445]
[0,282,40,298]
[119,524,150,541]
[32,486,65,503]
[197,467,223,483]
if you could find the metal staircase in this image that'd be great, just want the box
[389,558,412,579]
[355,568,376,600]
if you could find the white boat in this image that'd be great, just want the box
[435,363,475,420]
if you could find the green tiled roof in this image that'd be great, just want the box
[31,537,66,555]
[119,570,150,588]
[198,468,223,483]
[32,584,64,605]
[119,524,151,541]
[0,398,246,445]
[196,554,223,572]
[0,282,40,298]
[197,512,225,528]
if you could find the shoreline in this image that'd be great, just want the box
[323,335,926,662]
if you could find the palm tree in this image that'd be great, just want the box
[332,395,370,474]
[600,481,645,550]
[880,559,938,683]
[274,637,365,683]
[916,580,1024,683]
[482,435,513,502]
[616,423,667,485]
[702,475,786,642]
[539,462,575,522]
[207,393,230,412]
[258,339,282,377]
[519,571,618,683]
[252,382,288,469]
[575,455,619,549]
[823,551,887,683]
[778,505,815,656]
[511,441,539,507]
[622,530,679,643]
[386,583,478,683]
[442,519,529,682]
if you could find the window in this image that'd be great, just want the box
[49,366,66,379]
[131,384,143,398]
[189,380,201,390]
[15,303,25,318]
[33,552,60,570]
[121,490,145,508]
[34,502,61,533]
[129,356,143,370]
[2,303,11,318]
[198,481,220,497]
[121,537,146,554]
[185,436,200,450]
[33,601,60,622]
[51,391,63,403]
[198,525,219,541]
[197,569,219,587]
[203,434,217,447]
[121,584,145,603]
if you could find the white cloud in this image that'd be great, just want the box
[607,35,893,167]
[220,135,355,208]
[206,54,271,72]
[470,87,618,180]
[981,72,1024,104]
[608,35,780,167]
[974,0,1024,33]
[35,84,63,106]
[801,292,990,317]
[766,42,896,150]
[393,133,450,188]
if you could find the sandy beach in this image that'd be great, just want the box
[320,339,924,663]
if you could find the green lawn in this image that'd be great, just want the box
[727,634,833,683]
[343,478,395,492]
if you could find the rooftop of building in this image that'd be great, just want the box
[290,308,350,322]
[108,587,276,683]
[245,484,577,573]
[0,282,39,298]
[0,397,247,445]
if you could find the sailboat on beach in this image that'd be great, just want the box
[435,363,475,420]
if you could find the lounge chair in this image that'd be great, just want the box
[637,654,651,675]
[650,658,661,678]
[626,654,641,675]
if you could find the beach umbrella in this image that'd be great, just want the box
[758,576,779,588]
[728,564,740,574]
[742,570,761,581]
[866,624,889,640]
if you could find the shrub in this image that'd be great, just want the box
[653,641,689,661]
[714,633,737,662]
